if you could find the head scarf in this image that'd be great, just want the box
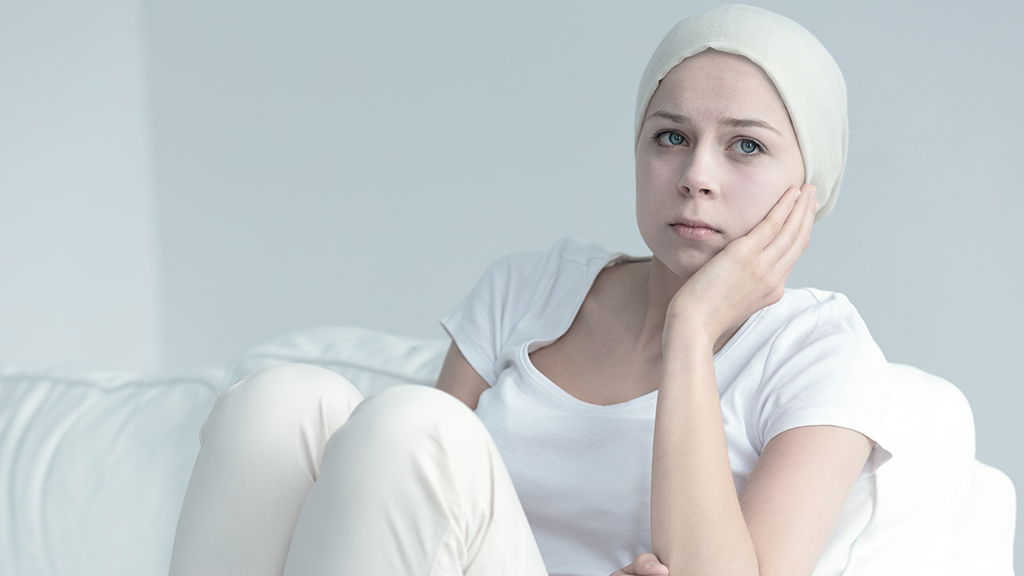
[634,4,847,222]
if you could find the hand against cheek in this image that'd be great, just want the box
[664,183,819,350]
[608,552,669,576]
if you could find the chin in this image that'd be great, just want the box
[640,224,721,273]
[667,254,710,279]
[650,244,714,280]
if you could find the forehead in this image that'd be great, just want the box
[648,49,792,129]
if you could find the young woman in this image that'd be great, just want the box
[169,5,893,576]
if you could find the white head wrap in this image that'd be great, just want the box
[634,4,847,222]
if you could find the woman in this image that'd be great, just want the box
[169,5,893,576]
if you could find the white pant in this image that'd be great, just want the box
[168,363,549,576]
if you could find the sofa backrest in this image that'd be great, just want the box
[224,324,447,395]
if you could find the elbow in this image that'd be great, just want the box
[660,554,759,576]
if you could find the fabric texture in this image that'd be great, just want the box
[439,235,894,576]
[634,4,848,223]
[168,363,548,576]
[0,365,224,576]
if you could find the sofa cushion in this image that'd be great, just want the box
[847,362,1012,575]
[0,365,224,576]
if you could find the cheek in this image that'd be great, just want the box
[634,158,671,210]
[788,144,806,185]
[730,169,771,201]
[635,155,671,187]
[730,171,790,233]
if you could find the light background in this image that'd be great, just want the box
[1,0,1020,568]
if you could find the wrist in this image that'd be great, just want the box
[661,314,715,355]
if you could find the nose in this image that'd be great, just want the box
[677,144,719,198]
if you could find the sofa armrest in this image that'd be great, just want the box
[0,365,224,576]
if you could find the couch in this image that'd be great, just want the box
[0,325,1016,575]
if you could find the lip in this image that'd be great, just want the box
[671,215,720,230]
[671,222,719,240]
[671,217,718,231]
[670,216,720,241]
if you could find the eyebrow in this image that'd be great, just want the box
[645,110,784,137]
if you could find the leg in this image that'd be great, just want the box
[282,384,548,576]
[169,363,364,576]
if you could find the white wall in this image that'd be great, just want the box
[0,0,161,372]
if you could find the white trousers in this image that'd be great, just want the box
[168,363,549,576]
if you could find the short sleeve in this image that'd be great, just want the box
[438,250,543,387]
[756,293,894,479]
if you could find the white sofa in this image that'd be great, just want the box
[0,325,1016,575]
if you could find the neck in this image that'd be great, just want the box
[630,257,741,359]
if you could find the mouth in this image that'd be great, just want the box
[670,217,719,232]
[670,222,720,240]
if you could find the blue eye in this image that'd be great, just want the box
[734,138,764,156]
[654,131,686,146]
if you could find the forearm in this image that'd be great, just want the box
[650,328,759,576]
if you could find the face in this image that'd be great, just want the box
[635,49,805,279]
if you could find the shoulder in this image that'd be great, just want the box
[758,287,887,385]
[532,235,617,267]
[749,288,894,475]
[741,286,887,391]
[769,286,855,314]
[486,235,616,282]
[767,287,876,342]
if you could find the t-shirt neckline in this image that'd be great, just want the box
[519,249,766,411]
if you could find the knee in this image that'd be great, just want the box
[316,385,500,496]
[362,384,479,428]
[221,363,362,410]
[202,363,363,443]
[337,384,487,450]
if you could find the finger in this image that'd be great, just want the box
[632,553,670,575]
[772,183,818,279]
[764,183,815,262]
[744,185,803,251]
[637,563,670,575]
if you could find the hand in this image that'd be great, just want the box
[608,552,669,576]
[664,183,819,350]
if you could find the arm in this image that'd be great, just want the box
[650,185,874,575]
[651,323,873,576]
[435,340,489,411]
[650,330,756,575]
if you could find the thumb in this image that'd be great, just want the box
[633,553,669,575]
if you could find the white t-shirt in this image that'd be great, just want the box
[439,235,894,576]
